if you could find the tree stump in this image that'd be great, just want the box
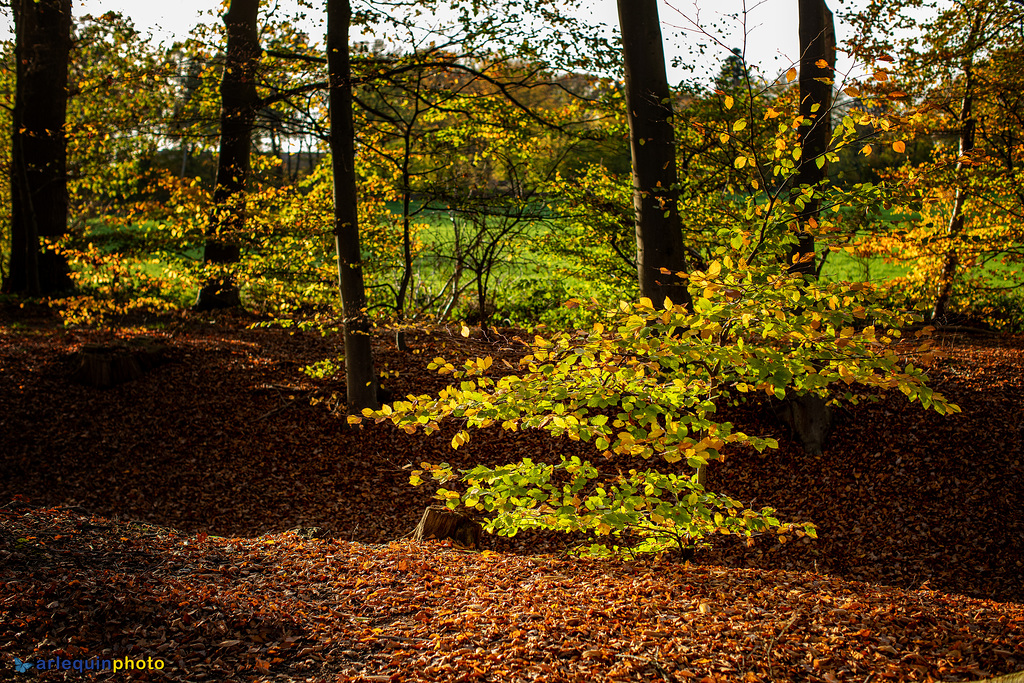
[774,394,833,456]
[70,339,168,388]
[413,505,482,549]
[193,278,241,312]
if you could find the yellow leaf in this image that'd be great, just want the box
[786,67,798,82]
[719,132,730,144]
[460,324,470,338]
[874,69,889,82]
[893,140,906,153]
[734,156,747,169]
[815,58,829,69]
[861,144,872,156]
[724,94,734,109]
[707,261,722,278]
[733,119,747,132]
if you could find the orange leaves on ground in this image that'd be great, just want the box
[1,314,1024,681]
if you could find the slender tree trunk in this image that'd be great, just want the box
[195,0,261,311]
[4,0,72,296]
[395,164,414,352]
[616,0,691,309]
[176,59,202,179]
[932,61,977,321]
[791,0,836,276]
[327,0,379,412]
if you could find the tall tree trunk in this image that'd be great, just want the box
[327,0,379,412]
[781,0,837,456]
[616,0,691,309]
[4,0,72,296]
[194,0,261,311]
[932,44,979,321]
[791,0,836,277]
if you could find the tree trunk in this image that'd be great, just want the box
[395,130,416,353]
[194,0,261,311]
[779,0,837,454]
[790,0,836,277]
[327,0,379,413]
[4,0,72,296]
[616,0,691,309]
[933,48,978,321]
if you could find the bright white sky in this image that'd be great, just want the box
[68,0,868,82]
[2,0,871,84]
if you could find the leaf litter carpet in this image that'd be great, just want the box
[1,314,1022,682]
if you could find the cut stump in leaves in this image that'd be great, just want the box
[414,505,482,549]
[774,393,833,455]
[70,339,168,388]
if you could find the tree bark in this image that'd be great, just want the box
[4,0,72,296]
[327,0,379,413]
[777,0,837,454]
[195,0,261,311]
[790,0,836,277]
[932,25,979,322]
[616,0,691,309]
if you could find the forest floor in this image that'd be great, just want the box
[1,306,1023,682]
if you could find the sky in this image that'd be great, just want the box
[7,0,869,84]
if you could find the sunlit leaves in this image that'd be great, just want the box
[367,256,957,557]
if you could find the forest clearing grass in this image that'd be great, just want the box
[63,213,1022,329]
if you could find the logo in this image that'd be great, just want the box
[13,657,33,674]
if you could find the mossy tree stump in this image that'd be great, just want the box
[70,339,168,388]
[413,505,482,549]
